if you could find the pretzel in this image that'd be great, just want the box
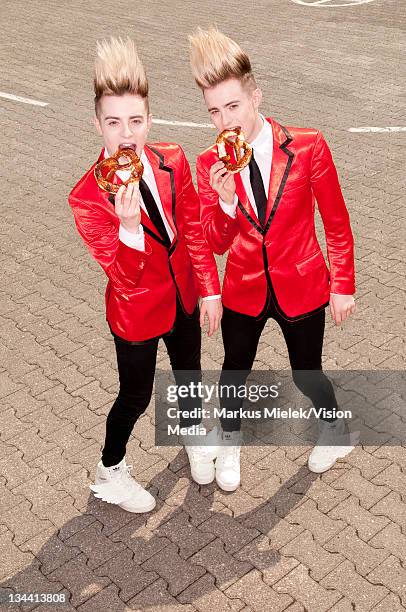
[216,127,252,173]
[94,146,144,193]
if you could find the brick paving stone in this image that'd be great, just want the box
[48,554,111,608]
[63,521,127,570]
[177,573,245,611]
[21,405,68,436]
[328,495,390,541]
[235,535,299,586]
[141,542,206,596]
[0,529,35,581]
[111,522,171,563]
[370,492,406,531]
[197,513,259,554]
[325,525,389,576]
[367,555,406,606]
[6,427,56,462]
[52,365,94,393]
[20,525,81,575]
[372,464,406,501]
[0,408,33,440]
[71,380,114,410]
[165,482,216,525]
[30,447,83,485]
[13,472,71,512]
[320,560,389,610]
[154,510,216,558]
[76,584,130,612]
[299,478,350,513]
[94,548,159,602]
[281,530,344,581]
[342,447,391,480]
[188,539,253,591]
[285,499,346,544]
[331,468,391,509]
[38,384,83,414]
[0,451,41,488]
[127,577,196,611]
[0,500,54,546]
[274,563,341,611]
[39,498,96,541]
[369,522,406,562]
[224,568,293,611]
[0,480,26,513]
[371,593,405,611]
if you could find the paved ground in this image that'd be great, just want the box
[0,0,405,610]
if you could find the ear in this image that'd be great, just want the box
[146,113,153,131]
[252,88,263,110]
[93,115,103,136]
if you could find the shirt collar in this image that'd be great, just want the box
[249,114,273,153]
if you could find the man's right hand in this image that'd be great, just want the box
[115,183,141,234]
[209,161,236,205]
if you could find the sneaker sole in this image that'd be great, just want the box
[308,446,355,474]
[216,476,240,491]
[191,472,215,485]
[118,498,156,513]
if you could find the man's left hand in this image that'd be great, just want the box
[200,298,223,337]
[329,294,356,325]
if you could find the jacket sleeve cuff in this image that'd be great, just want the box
[119,224,145,251]
[219,194,238,218]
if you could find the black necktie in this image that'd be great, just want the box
[139,178,171,248]
[249,151,267,227]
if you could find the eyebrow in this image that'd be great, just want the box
[208,100,240,112]
[104,115,144,120]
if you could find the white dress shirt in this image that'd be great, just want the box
[106,148,219,301]
[219,114,273,218]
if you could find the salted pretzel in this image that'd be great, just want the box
[94,146,144,193]
[216,127,252,173]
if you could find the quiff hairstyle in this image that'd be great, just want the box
[94,36,149,116]
[188,27,257,91]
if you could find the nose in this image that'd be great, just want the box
[121,122,133,139]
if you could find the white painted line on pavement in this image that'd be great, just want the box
[0,91,48,107]
[153,118,214,128]
[290,0,376,6]
[349,127,406,133]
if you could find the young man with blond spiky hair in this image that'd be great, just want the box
[69,37,222,513]
[189,27,356,490]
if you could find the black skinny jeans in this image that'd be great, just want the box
[219,296,337,432]
[102,300,202,467]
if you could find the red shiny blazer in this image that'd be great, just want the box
[69,143,220,342]
[196,117,355,321]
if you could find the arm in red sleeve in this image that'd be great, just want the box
[310,131,355,295]
[178,148,221,297]
[68,194,151,295]
[196,154,239,255]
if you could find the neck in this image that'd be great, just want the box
[247,114,264,143]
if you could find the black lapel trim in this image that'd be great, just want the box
[237,199,264,235]
[147,145,178,256]
[263,125,294,235]
[108,192,169,248]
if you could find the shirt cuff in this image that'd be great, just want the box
[119,224,145,251]
[330,293,354,296]
[202,294,221,301]
[219,194,238,218]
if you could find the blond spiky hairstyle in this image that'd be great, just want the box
[188,26,256,91]
[94,36,149,114]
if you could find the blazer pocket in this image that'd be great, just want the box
[295,250,326,276]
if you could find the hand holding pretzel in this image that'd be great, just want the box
[115,183,141,234]
[209,161,236,205]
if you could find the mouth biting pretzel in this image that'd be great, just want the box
[94,146,144,193]
[216,127,252,174]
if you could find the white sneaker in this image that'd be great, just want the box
[90,458,156,513]
[308,418,356,473]
[215,430,242,491]
[182,426,220,485]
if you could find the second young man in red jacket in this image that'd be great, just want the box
[189,28,357,489]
